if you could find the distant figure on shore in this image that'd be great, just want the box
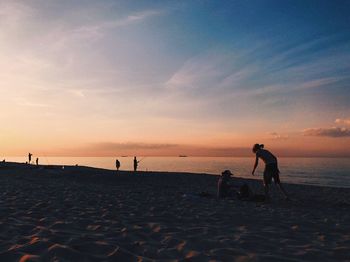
[252,144,289,200]
[28,153,33,164]
[115,159,120,171]
[133,156,139,172]
[217,170,237,199]
[36,158,39,166]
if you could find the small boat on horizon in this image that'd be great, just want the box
[179,155,188,157]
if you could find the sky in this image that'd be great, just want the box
[0,0,350,157]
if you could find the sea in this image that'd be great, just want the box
[4,157,350,188]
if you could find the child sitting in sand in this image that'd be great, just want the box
[217,170,263,201]
[252,144,289,200]
[217,170,238,199]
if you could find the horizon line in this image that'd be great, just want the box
[2,155,350,158]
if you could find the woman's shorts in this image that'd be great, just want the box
[263,163,280,185]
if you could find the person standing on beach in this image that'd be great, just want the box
[36,158,39,166]
[251,144,289,200]
[116,159,120,171]
[133,156,139,172]
[28,153,33,164]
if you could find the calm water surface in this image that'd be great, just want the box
[5,157,350,188]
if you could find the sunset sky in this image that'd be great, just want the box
[0,0,350,157]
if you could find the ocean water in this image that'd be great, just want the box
[4,156,350,188]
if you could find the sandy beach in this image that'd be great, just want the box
[0,162,349,261]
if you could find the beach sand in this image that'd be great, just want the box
[0,162,349,261]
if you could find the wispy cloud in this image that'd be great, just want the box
[0,1,34,29]
[303,127,350,137]
[105,10,162,28]
[294,77,344,91]
[54,142,254,157]
[89,142,178,151]
[70,9,163,40]
[67,89,85,98]
[268,132,289,140]
[0,2,166,119]
[165,38,348,99]
[35,9,164,56]
[165,52,234,89]
[15,97,52,108]
[159,36,350,126]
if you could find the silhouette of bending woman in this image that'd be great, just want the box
[252,144,289,200]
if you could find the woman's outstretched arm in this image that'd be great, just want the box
[252,156,259,176]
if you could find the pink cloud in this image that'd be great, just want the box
[335,118,350,126]
[303,127,350,137]
[268,132,289,140]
